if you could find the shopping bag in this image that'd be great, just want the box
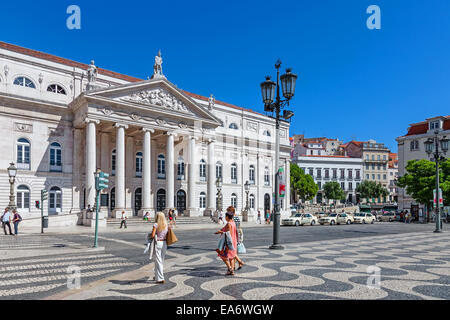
[166,227,178,246]
[237,242,246,254]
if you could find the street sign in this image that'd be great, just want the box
[97,171,109,190]
[41,189,48,201]
[433,188,443,208]
[278,167,285,198]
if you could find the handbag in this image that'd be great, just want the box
[166,227,178,246]
[237,242,246,254]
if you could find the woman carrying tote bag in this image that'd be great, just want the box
[151,212,169,284]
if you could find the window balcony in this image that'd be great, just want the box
[158,173,166,179]
[136,171,142,178]
[17,163,30,170]
[177,174,185,180]
[50,165,62,172]
[231,178,237,184]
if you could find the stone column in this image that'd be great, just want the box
[85,119,98,209]
[185,135,198,217]
[71,128,83,223]
[205,139,216,216]
[125,136,134,213]
[100,132,109,173]
[165,132,175,211]
[112,123,130,218]
[139,128,155,217]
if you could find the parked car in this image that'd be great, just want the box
[378,212,396,222]
[315,212,327,219]
[337,213,354,225]
[319,213,339,225]
[282,213,317,226]
[353,212,376,224]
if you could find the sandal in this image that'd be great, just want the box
[226,269,235,276]
[238,262,245,270]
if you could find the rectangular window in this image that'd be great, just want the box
[317,169,321,178]
[430,120,440,130]
[356,170,360,179]
[332,169,337,178]
[348,182,352,191]
[348,170,352,179]
[366,174,370,179]
[341,182,345,190]
[324,169,329,178]
[377,174,381,180]
[383,174,387,180]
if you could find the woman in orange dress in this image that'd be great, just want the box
[215,212,237,275]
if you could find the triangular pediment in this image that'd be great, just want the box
[84,78,221,127]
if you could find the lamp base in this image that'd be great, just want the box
[269,244,284,250]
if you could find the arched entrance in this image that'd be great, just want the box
[134,188,142,216]
[176,190,186,215]
[156,189,166,212]
[264,193,270,214]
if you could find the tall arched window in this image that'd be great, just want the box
[264,167,270,186]
[49,142,62,172]
[216,162,223,179]
[199,192,206,209]
[231,163,237,184]
[229,123,238,130]
[17,185,30,212]
[177,156,185,180]
[231,193,237,208]
[249,165,255,184]
[249,194,255,209]
[111,150,116,175]
[13,76,35,88]
[199,159,206,181]
[135,152,143,177]
[17,138,31,170]
[49,186,62,214]
[157,154,166,178]
[47,84,66,95]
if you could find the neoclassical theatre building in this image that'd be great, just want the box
[0,42,291,227]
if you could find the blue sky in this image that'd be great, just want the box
[1,0,450,152]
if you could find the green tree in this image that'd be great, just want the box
[397,159,450,206]
[356,180,389,203]
[290,163,319,203]
[323,181,345,205]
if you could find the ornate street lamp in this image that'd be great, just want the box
[244,180,250,211]
[260,59,298,250]
[216,177,223,214]
[424,130,448,233]
[7,162,17,210]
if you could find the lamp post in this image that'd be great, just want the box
[216,177,223,215]
[7,162,17,210]
[244,180,250,212]
[260,59,297,250]
[424,130,449,233]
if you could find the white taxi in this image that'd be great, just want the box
[353,212,376,224]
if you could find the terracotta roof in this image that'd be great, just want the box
[405,116,450,136]
[0,41,142,83]
[342,140,364,148]
[0,41,268,117]
[303,155,351,158]
[183,91,264,116]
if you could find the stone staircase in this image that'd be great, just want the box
[107,216,214,227]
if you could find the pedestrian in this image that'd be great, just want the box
[143,211,150,221]
[120,210,127,229]
[172,208,177,227]
[265,210,270,224]
[218,211,224,224]
[1,207,13,236]
[215,210,238,276]
[228,207,245,270]
[404,210,408,224]
[12,209,22,235]
[168,209,175,227]
[151,211,169,284]
[257,210,262,224]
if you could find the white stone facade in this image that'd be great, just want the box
[0,42,291,224]
[294,155,363,204]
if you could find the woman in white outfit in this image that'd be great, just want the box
[151,211,169,284]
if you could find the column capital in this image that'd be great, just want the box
[114,123,129,129]
[142,127,155,133]
[166,131,178,137]
[188,135,200,141]
[85,118,100,125]
[207,138,216,144]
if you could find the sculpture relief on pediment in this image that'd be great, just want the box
[124,88,192,114]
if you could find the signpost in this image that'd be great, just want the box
[40,189,48,234]
[433,188,443,209]
[94,170,109,248]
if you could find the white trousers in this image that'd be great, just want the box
[154,240,167,281]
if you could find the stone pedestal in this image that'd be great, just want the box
[184,208,200,217]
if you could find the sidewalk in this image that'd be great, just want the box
[17,220,272,236]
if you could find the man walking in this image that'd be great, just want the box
[120,210,127,229]
[2,207,13,235]
[257,210,262,224]
[12,209,22,235]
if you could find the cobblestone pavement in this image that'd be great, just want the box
[54,231,450,300]
[0,251,139,299]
